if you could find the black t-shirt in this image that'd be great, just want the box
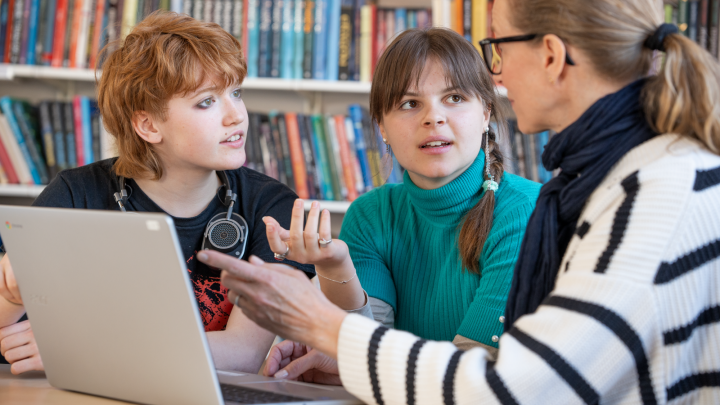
[31,158,314,331]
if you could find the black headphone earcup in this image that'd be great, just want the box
[201,213,248,259]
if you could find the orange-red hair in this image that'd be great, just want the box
[97,11,247,180]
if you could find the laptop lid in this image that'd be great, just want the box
[0,206,223,405]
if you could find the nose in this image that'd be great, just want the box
[422,102,446,128]
[222,96,245,127]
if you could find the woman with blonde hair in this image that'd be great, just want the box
[202,0,720,402]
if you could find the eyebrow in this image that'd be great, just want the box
[403,87,461,97]
[191,85,222,97]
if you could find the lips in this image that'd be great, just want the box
[421,140,451,148]
[222,131,244,143]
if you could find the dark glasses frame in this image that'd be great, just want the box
[478,34,576,75]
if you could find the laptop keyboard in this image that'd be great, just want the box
[220,383,312,404]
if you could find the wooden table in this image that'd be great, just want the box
[0,364,130,404]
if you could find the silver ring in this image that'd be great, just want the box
[318,238,333,247]
[274,243,289,261]
[233,294,240,307]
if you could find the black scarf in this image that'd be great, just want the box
[504,79,658,329]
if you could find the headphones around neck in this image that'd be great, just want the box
[113,171,249,259]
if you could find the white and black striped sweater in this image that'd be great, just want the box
[336,134,720,405]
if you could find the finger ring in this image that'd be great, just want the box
[274,243,289,261]
[233,294,241,307]
[318,238,332,247]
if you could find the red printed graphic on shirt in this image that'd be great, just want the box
[186,252,233,332]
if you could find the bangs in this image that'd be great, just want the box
[173,47,247,99]
[371,28,493,123]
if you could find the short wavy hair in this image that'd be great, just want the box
[97,11,247,180]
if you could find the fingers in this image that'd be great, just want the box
[263,216,290,241]
[0,320,31,341]
[274,350,323,380]
[318,209,332,244]
[263,340,302,377]
[10,354,43,375]
[288,200,305,254]
[263,218,292,262]
[2,339,38,363]
[0,326,33,356]
[303,202,321,257]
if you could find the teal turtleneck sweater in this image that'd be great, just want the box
[339,151,540,347]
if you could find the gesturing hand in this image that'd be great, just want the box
[263,340,341,385]
[0,320,44,375]
[263,199,350,268]
[197,251,347,359]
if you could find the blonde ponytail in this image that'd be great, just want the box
[643,33,720,154]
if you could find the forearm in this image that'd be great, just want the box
[206,320,277,373]
[315,257,366,311]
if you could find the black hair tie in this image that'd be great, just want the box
[644,23,679,52]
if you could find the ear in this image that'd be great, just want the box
[378,120,388,145]
[541,34,569,84]
[131,111,162,144]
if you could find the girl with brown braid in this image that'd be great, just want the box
[256,28,541,383]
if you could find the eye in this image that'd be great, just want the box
[231,88,243,98]
[400,100,417,110]
[447,94,464,104]
[197,98,214,108]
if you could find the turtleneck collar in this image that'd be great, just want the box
[403,150,487,226]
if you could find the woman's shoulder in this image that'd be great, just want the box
[497,172,542,210]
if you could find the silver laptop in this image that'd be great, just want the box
[0,206,361,405]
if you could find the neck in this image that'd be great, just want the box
[550,70,637,133]
[134,166,221,218]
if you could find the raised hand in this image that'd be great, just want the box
[263,199,350,268]
[263,340,341,385]
[0,320,44,374]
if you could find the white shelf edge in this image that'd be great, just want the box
[0,64,506,97]
[0,185,351,213]
[0,184,46,198]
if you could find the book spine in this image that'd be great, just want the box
[679,0,690,37]
[192,0,202,20]
[258,0,272,77]
[25,0,39,64]
[0,98,41,184]
[50,0,67,66]
[73,96,84,166]
[62,101,76,167]
[302,0,313,78]
[0,114,33,184]
[325,0,340,80]
[277,114,295,189]
[9,0,22,64]
[268,112,286,184]
[279,0,293,78]
[395,7,405,33]
[350,0,363,80]
[310,114,334,200]
[334,114,357,200]
[39,101,58,181]
[325,115,345,200]
[462,0,470,40]
[14,102,49,183]
[284,113,309,198]
[701,0,709,48]
[121,0,137,39]
[292,0,303,79]
[89,0,105,68]
[171,0,182,12]
[298,114,319,198]
[312,0,326,79]
[18,0,29,64]
[233,0,242,40]
[359,4,371,82]
[359,107,379,187]
[76,0,92,68]
[270,0,282,77]
[343,116,363,195]
[348,104,371,191]
[384,9,393,43]
[711,0,719,57]
[247,0,259,77]
[204,0,212,22]
[90,101,100,164]
[470,0,487,53]
[3,0,14,63]
[337,0,352,80]
[40,0,55,65]
[81,96,92,163]
[68,0,82,67]
[0,1,8,62]
[182,0,192,15]
[689,0,699,42]
[223,0,233,33]
[0,119,19,183]
[50,101,67,170]
[213,0,222,24]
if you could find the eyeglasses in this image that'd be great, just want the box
[478,34,576,75]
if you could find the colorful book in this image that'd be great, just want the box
[2,0,14,63]
[72,96,84,166]
[334,114,356,200]
[298,113,319,199]
[710,0,719,57]
[9,0,22,63]
[14,101,49,184]
[0,1,8,61]
[471,0,488,53]
[348,104,371,191]
[63,101,76,168]
[700,0,709,49]
[232,0,242,41]
[312,0,328,79]
[0,98,41,184]
[310,114,333,200]
[257,0,272,77]
[50,101,67,170]
[18,0,29,64]
[679,0,689,37]
[302,0,314,78]
[50,0,67,66]
[0,117,19,183]
[38,101,58,180]
[81,96,92,163]
[270,0,282,77]
[337,0,353,80]
[351,0,363,80]
[24,0,39,64]
[292,0,304,79]
[121,0,137,39]
[40,0,55,65]
[343,115,363,195]
[284,112,309,199]
[280,0,294,78]
[277,114,295,189]
[324,115,344,200]
[325,0,340,80]
[89,0,105,68]
[689,0,699,42]
[0,113,32,184]
[359,4,372,82]
[267,111,287,184]
[246,0,259,77]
